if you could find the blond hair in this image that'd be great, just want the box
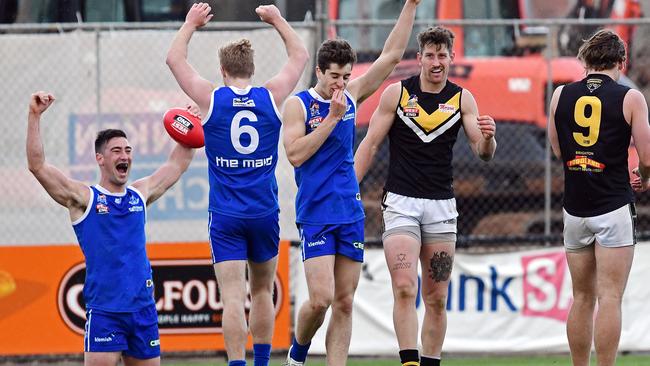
[219,39,255,78]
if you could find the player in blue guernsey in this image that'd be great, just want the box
[282,1,421,365]
[26,92,196,366]
[166,3,309,366]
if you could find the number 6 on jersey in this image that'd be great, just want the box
[231,110,259,154]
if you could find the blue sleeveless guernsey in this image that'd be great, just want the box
[203,86,282,218]
[72,185,153,312]
[294,88,364,225]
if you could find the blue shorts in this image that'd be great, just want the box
[209,210,280,263]
[84,303,160,359]
[299,219,365,262]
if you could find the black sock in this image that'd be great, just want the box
[399,349,420,365]
[421,355,441,366]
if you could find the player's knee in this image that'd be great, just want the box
[309,292,334,314]
[249,281,274,297]
[422,292,447,314]
[572,291,596,306]
[393,280,418,302]
[332,294,354,316]
[597,291,624,304]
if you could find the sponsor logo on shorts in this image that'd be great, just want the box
[150,339,160,347]
[355,193,361,201]
[307,239,326,247]
[353,241,364,250]
[443,218,456,225]
[94,336,113,342]
[146,279,154,287]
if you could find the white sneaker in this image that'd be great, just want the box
[284,346,305,366]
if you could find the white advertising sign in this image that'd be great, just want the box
[291,243,650,354]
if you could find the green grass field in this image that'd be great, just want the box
[5,354,648,365]
[164,354,650,366]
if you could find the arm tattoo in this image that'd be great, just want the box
[428,251,453,282]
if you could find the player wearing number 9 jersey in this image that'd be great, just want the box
[166,3,309,366]
[548,29,650,366]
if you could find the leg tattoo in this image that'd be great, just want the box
[428,252,453,282]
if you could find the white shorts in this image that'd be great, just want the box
[563,203,636,251]
[382,191,458,243]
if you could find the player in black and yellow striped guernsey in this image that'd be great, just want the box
[355,26,497,366]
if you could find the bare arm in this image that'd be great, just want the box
[461,89,496,161]
[26,92,89,219]
[354,82,399,182]
[132,105,198,205]
[132,143,195,206]
[626,89,650,191]
[166,2,215,114]
[347,0,420,105]
[258,5,310,107]
[547,86,563,159]
[283,91,347,167]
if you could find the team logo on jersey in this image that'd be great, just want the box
[567,155,605,172]
[129,196,140,205]
[404,94,420,117]
[114,197,121,204]
[96,203,109,214]
[97,194,107,205]
[232,97,255,107]
[309,100,320,116]
[586,78,603,93]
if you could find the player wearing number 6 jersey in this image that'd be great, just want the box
[166,3,309,366]
[548,29,650,366]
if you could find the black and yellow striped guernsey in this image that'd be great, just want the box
[554,74,634,217]
[384,74,463,199]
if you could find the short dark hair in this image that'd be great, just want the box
[95,129,127,154]
[417,26,455,53]
[317,39,357,71]
[219,39,255,78]
[577,29,626,71]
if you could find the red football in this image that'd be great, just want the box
[163,107,204,148]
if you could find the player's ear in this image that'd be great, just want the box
[96,152,104,166]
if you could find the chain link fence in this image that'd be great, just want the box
[0,22,315,245]
[343,17,650,246]
[2,16,650,248]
